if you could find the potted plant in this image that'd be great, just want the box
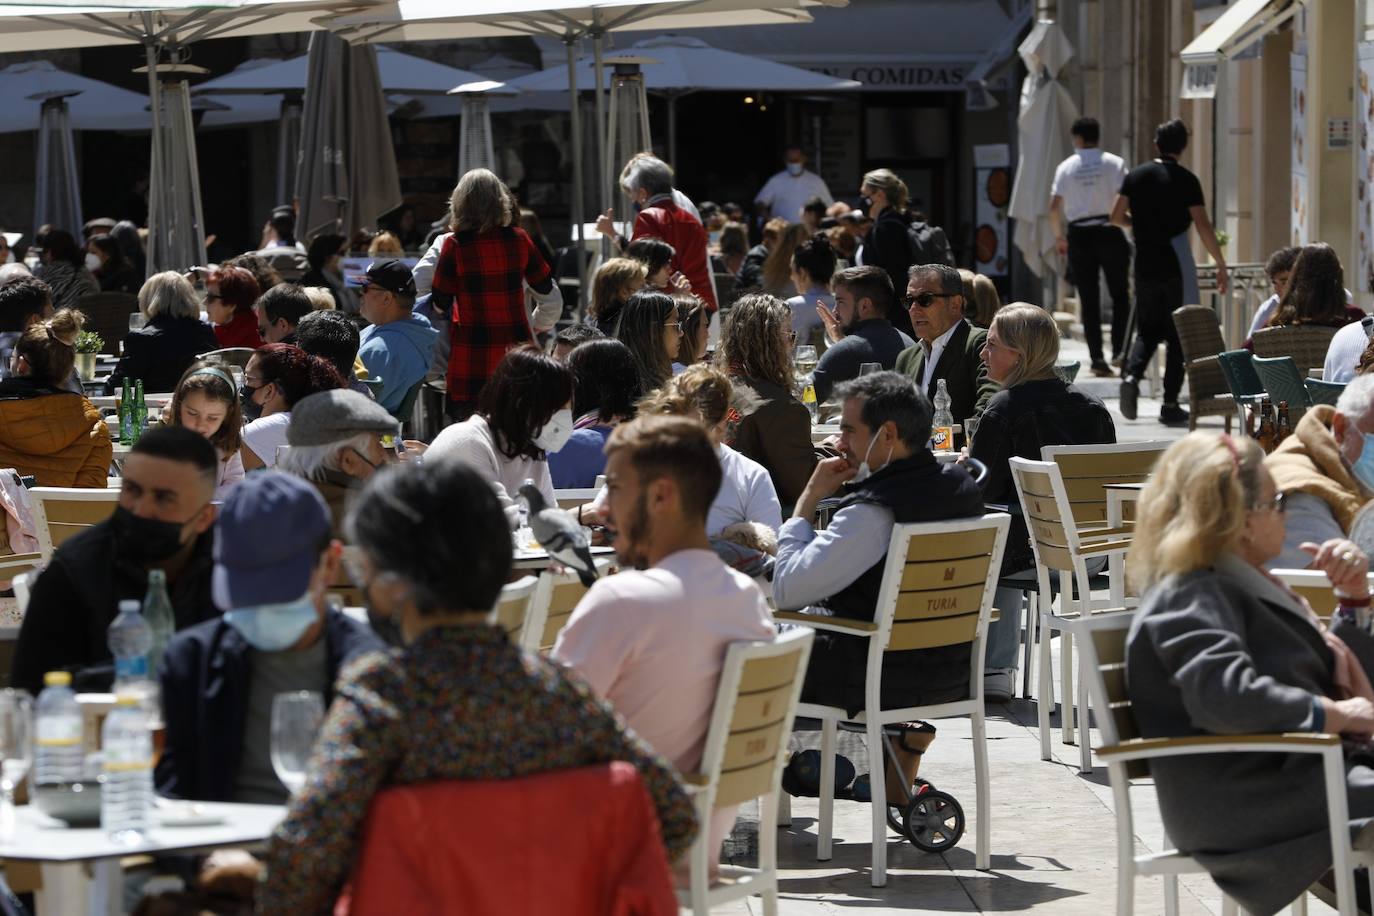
[74,331,103,382]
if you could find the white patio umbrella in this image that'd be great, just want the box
[32,94,82,238]
[1006,19,1077,282]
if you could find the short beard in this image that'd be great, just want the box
[613,493,653,570]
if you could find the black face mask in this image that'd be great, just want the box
[362,578,405,648]
[111,505,192,566]
[239,383,264,422]
[859,195,874,211]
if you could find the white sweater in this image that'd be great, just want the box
[427,414,557,528]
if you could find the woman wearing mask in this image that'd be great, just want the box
[615,291,681,396]
[204,266,263,350]
[86,234,140,295]
[857,168,924,337]
[426,347,573,528]
[36,229,98,311]
[240,344,346,471]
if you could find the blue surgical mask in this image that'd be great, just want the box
[224,593,319,652]
[1352,432,1374,493]
[786,162,804,177]
[850,433,893,485]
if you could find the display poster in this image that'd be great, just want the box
[973,143,1011,277]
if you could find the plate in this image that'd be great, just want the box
[156,803,226,828]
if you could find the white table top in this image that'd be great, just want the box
[512,545,614,569]
[0,801,285,864]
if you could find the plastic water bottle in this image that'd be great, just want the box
[109,600,152,689]
[33,672,83,786]
[142,570,175,679]
[931,379,954,451]
[101,695,153,842]
[513,477,536,549]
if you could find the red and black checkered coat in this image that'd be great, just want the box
[432,226,552,403]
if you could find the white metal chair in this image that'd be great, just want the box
[1009,457,1134,773]
[774,512,1010,886]
[29,486,120,561]
[489,575,538,645]
[678,628,814,916]
[1268,568,1374,625]
[1078,612,1373,916]
[524,558,614,653]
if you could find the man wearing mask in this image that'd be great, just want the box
[280,389,401,536]
[812,266,915,402]
[11,428,221,694]
[754,145,833,223]
[1265,375,1374,569]
[156,472,382,803]
[772,372,984,714]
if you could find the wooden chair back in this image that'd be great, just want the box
[74,292,138,356]
[1009,459,1083,575]
[490,576,538,644]
[525,560,614,653]
[1041,441,1168,527]
[1078,616,1149,778]
[30,487,120,560]
[882,523,1002,653]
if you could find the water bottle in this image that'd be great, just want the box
[514,478,535,549]
[101,695,153,842]
[118,377,134,446]
[109,600,152,688]
[33,672,83,786]
[142,570,175,679]
[931,379,954,451]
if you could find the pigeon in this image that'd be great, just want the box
[520,484,599,588]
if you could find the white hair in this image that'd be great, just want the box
[138,271,199,321]
[0,263,31,284]
[619,154,674,197]
[279,432,375,481]
[1337,373,1374,421]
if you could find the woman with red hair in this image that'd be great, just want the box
[206,266,263,350]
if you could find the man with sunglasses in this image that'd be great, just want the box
[893,264,998,446]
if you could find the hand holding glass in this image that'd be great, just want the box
[270,691,325,796]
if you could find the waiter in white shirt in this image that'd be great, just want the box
[754,144,832,223]
[1049,117,1131,376]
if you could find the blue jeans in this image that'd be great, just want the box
[986,559,1109,673]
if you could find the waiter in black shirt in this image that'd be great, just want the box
[1110,118,1229,425]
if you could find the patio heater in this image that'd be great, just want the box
[277,91,303,207]
[603,57,652,247]
[31,91,83,240]
[136,49,208,275]
[448,80,518,179]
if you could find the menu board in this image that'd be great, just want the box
[972,144,1010,277]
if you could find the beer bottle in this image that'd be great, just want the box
[1256,400,1278,453]
[132,380,147,444]
[118,377,133,446]
[1276,401,1292,446]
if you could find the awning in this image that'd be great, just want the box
[964,2,1033,110]
[1179,0,1296,99]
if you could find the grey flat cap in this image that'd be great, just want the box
[288,389,399,446]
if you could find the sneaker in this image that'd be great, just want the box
[1160,403,1190,425]
[1090,359,1114,377]
[983,668,1015,703]
[1118,378,1139,420]
[1110,354,1124,368]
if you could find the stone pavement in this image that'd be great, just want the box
[704,334,1325,914]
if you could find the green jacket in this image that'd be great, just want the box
[893,320,1000,441]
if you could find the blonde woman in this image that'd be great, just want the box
[857,167,953,337]
[715,293,817,506]
[958,268,1001,329]
[967,303,1113,699]
[105,270,218,395]
[1125,432,1374,916]
[430,168,559,419]
[761,222,811,298]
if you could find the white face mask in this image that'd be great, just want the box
[850,431,893,485]
[533,407,574,453]
[85,253,102,272]
[786,162,804,177]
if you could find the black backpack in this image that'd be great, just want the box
[906,218,955,268]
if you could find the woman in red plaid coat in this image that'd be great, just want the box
[431,169,560,419]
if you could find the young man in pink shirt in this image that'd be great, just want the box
[552,415,775,862]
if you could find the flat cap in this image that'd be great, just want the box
[287,389,399,447]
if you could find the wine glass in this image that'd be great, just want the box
[794,345,818,380]
[128,312,147,332]
[270,691,325,796]
[0,691,31,838]
[859,362,882,377]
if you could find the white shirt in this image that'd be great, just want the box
[426,414,557,528]
[772,503,895,610]
[1325,317,1371,384]
[1051,148,1128,223]
[707,444,783,537]
[754,169,832,222]
[242,412,291,468]
[921,320,962,392]
[411,233,450,297]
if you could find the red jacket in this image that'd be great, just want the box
[633,200,717,312]
[336,762,678,916]
[213,310,262,350]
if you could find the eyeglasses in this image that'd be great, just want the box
[663,321,681,331]
[903,292,956,310]
[786,330,798,343]
[1252,491,1287,514]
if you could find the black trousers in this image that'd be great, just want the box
[1126,275,1185,404]
[1067,223,1131,360]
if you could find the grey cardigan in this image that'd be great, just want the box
[1126,554,1374,916]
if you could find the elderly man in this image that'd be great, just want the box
[812,266,914,402]
[280,389,400,536]
[1267,375,1374,569]
[357,259,438,417]
[893,263,999,442]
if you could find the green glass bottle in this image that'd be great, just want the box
[118,377,133,446]
[132,380,147,444]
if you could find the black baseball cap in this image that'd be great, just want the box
[363,258,417,298]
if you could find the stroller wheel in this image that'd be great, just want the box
[886,778,932,837]
[902,789,964,853]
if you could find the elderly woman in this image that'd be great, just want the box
[968,303,1114,700]
[1126,432,1374,915]
[716,293,817,507]
[104,271,219,395]
[258,459,696,914]
[205,266,262,350]
[431,169,559,420]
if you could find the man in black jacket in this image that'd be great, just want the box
[11,428,220,695]
[811,266,914,402]
[156,471,383,804]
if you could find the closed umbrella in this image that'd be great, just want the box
[1006,19,1077,282]
[32,94,82,238]
[294,31,402,241]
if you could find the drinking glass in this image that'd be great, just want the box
[270,691,325,796]
[964,417,980,447]
[794,345,818,379]
[0,691,31,838]
[859,362,882,377]
[128,312,147,332]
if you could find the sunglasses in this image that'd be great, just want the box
[903,292,956,310]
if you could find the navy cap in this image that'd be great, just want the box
[363,258,417,298]
[212,471,331,610]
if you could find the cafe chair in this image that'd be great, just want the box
[490,576,538,645]
[1304,377,1346,407]
[1252,324,1338,377]
[195,347,255,371]
[1253,355,1314,419]
[1269,568,1374,625]
[525,559,615,654]
[677,628,813,915]
[774,512,1009,886]
[554,488,601,511]
[1217,349,1269,429]
[1078,612,1372,916]
[1170,305,1235,431]
[29,486,120,561]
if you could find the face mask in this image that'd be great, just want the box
[111,504,194,565]
[850,432,894,485]
[361,577,405,648]
[239,383,264,422]
[786,162,804,177]
[1352,432,1374,492]
[224,592,319,652]
[532,408,574,453]
[859,195,874,211]
[85,253,102,273]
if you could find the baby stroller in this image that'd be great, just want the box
[782,721,964,853]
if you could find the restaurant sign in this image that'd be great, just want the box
[806,62,973,91]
